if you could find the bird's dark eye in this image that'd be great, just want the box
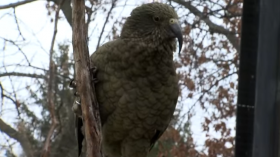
[153,16,160,22]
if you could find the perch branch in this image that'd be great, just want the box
[0,0,37,10]
[72,0,102,156]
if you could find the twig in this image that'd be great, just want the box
[177,71,237,128]
[187,71,237,114]
[13,8,25,41]
[0,37,31,65]
[85,3,94,33]
[0,72,45,79]
[171,0,240,51]
[0,0,37,10]
[0,83,34,157]
[0,63,47,71]
[49,0,94,27]
[40,1,62,157]
[1,65,21,117]
[96,0,117,49]
[72,0,102,156]
[0,88,18,109]
[102,0,128,41]
[0,118,34,157]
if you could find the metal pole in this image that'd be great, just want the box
[235,0,259,156]
[252,0,280,156]
[235,0,280,157]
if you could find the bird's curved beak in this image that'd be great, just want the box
[169,19,183,54]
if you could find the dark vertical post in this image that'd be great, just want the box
[235,0,259,156]
[252,0,280,157]
[235,0,280,157]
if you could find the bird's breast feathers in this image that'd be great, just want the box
[93,38,179,122]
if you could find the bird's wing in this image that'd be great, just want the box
[75,39,123,156]
[149,129,165,151]
[90,39,125,125]
[149,99,178,151]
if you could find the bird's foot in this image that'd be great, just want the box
[72,97,82,118]
[69,79,82,117]
[90,66,99,84]
[69,79,80,97]
[69,79,77,88]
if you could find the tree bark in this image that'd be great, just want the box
[72,0,102,157]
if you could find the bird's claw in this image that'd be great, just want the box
[74,91,80,97]
[70,67,98,118]
[69,79,80,97]
[91,66,98,74]
[90,66,99,84]
[92,78,99,84]
[69,79,82,117]
[69,79,77,88]
[72,97,82,118]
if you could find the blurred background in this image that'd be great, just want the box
[0,0,241,156]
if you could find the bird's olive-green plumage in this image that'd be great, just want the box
[121,3,182,53]
[79,3,181,157]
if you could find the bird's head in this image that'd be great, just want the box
[120,3,183,53]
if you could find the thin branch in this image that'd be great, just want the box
[0,37,31,65]
[1,66,21,117]
[13,8,25,41]
[102,0,128,41]
[96,0,117,49]
[0,0,37,10]
[178,71,237,128]
[171,0,240,51]
[0,72,45,79]
[85,4,94,33]
[40,1,62,157]
[56,0,72,27]
[187,71,237,114]
[72,0,102,157]
[49,0,93,27]
[0,119,34,157]
[1,138,17,157]
[0,83,20,112]
[0,63,47,71]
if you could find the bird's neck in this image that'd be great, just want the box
[124,37,176,56]
[120,38,176,77]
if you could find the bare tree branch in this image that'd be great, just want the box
[0,72,45,79]
[171,0,240,51]
[85,4,95,35]
[1,66,22,117]
[96,0,117,49]
[187,71,238,114]
[0,82,20,116]
[0,63,47,71]
[13,8,25,41]
[50,0,98,28]
[0,119,34,157]
[0,83,35,157]
[0,0,37,10]
[49,0,73,27]
[0,37,31,65]
[41,1,61,157]
[72,0,102,156]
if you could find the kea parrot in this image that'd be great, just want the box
[74,2,182,157]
